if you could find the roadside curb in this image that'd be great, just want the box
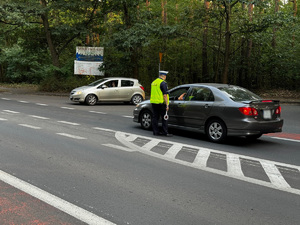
[1,87,299,104]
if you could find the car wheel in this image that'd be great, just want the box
[85,94,97,106]
[140,110,152,130]
[206,119,227,143]
[246,134,263,140]
[131,94,143,105]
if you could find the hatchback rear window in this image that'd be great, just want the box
[121,80,134,87]
[218,86,261,101]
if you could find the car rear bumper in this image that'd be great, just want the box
[227,119,284,136]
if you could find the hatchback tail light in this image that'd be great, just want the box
[140,86,145,91]
[239,107,258,116]
[275,106,281,115]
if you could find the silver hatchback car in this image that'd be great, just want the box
[70,77,145,105]
[133,83,284,143]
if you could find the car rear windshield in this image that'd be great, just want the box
[218,86,261,102]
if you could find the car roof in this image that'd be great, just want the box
[102,77,138,80]
[177,83,239,88]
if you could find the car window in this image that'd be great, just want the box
[104,80,118,88]
[186,87,214,101]
[169,87,190,100]
[88,78,107,86]
[121,80,134,87]
[218,86,261,101]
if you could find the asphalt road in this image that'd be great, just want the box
[0,93,300,225]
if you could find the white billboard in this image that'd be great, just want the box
[74,60,104,76]
[74,47,104,76]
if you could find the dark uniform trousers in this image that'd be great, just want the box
[151,103,168,135]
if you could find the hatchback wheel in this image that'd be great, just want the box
[131,94,143,105]
[85,94,97,106]
[140,110,152,130]
[206,119,227,143]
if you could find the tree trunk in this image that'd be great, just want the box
[222,3,231,84]
[272,0,279,48]
[40,0,60,68]
[202,0,210,81]
[246,2,253,87]
[161,0,167,24]
[292,0,297,46]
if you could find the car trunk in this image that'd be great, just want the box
[245,100,281,121]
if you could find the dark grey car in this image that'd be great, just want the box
[133,83,284,143]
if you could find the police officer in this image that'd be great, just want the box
[150,71,172,137]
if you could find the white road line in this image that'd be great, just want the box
[57,121,80,126]
[93,127,116,133]
[114,131,300,195]
[141,139,161,151]
[164,144,182,158]
[90,111,107,114]
[30,115,49,120]
[226,154,244,177]
[123,115,133,118]
[193,149,211,167]
[102,144,135,152]
[0,118,8,121]
[261,162,291,189]
[36,103,48,106]
[61,107,74,110]
[19,124,41,129]
[124,134,138,142]
[19,100,29,103]
[270,137,300,143]
[56,133,86,140]
[0,169,115,225]
[1,98,10,100]
[3,110,20,114]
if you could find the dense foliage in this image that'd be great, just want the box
[0,0,299,93]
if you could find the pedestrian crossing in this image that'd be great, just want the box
[115,131,300,196]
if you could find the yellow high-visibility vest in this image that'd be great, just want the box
[150,78,169,104]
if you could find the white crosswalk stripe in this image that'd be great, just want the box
[141,139,161,151]
[164,144,182,158]
[226,154,244,177]
[193,148,211,167]
[114,131,300,196]
[261,162,291,189]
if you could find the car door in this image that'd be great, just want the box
[118,79,135,101]
[183,87,214,128]
[95,79,119,101]
[168,86,191,126]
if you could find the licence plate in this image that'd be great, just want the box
[263,109,272,119]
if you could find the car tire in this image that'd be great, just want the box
[245,134,263,140]
[85,94,97,106]
[140,110,152,130]
[131,94,143,105]
[206,119,227,143]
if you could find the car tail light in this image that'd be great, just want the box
[140,86,145,91]
[262,100,273,103]
[239,107,258,116]
[275,106,281,115]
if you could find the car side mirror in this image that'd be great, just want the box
[169,96,175,101]
[101,85,108,89]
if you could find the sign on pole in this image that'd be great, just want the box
[74,47,104,76]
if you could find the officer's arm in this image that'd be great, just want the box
[163,94,169,111]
